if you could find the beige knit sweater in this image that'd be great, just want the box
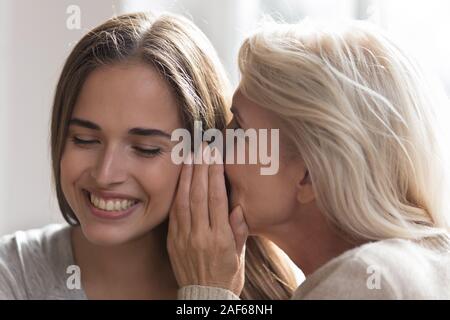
[178,233,450,299]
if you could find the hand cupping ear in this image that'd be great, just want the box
[167,145,248,296]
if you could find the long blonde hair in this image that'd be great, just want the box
[238,19,450,241]
[51,12,296,299]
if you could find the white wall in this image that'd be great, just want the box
[0,0,120,235]
[0,1,11,235]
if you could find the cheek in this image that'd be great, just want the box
[243,175,277,220]
[234,167,296,232]
[138,160,182,210]
[59,147,95,220]
[60,147,89,194]
[224,163,249,206]
[224,163,261,214]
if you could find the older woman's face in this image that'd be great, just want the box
[225,90,301,235]
[60,62,182,246]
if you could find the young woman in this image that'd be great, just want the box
[0,12,296,299]
[169,20,450,299]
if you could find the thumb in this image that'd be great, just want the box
[229,205,248,256]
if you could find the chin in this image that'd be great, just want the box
[79,222,137,246]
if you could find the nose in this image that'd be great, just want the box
[90,145,127,187]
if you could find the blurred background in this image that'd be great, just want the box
[1,0,449,239]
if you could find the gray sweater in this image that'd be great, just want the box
[179,232,450,299]
[1,224,449,299]
[0,224,86,299]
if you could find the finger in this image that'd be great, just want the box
[229,206,248,257]
[190,142,211,231]
[172,152,193,234]
[168,207,177,238]
[208,147,230,231]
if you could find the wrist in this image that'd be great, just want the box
[178,285,241,300]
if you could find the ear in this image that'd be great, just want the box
[296,168,315,204]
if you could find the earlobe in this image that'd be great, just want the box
[296,170,315,204]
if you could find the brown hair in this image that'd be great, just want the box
[50,12,297,299]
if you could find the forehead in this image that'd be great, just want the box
[72,62,181,131]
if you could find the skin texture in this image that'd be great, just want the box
[168,90,361,295]
[60,62,181,299]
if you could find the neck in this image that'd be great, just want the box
[261,206,364,277]
[71,221,178,299]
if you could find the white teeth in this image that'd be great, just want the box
[114,201,121,211]
[120,200,129,210]
[89,192,136,211]
[106,201,114,211]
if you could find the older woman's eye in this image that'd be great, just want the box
[133,147,162,157]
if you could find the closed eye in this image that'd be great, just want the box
[71,137,161,158]
[71,136,99,145]
[132,147,162,157]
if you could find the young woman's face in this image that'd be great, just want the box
[225,90,301,235]
[60,62,183,246]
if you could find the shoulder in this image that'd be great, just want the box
[293,234,450,299]
[0,224,73,299]
[0,224,71,263]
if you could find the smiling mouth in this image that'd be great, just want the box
[82,189,140,212]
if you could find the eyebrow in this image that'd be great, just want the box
[68,117,172,138]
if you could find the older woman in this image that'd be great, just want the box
[169,20,450,299]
